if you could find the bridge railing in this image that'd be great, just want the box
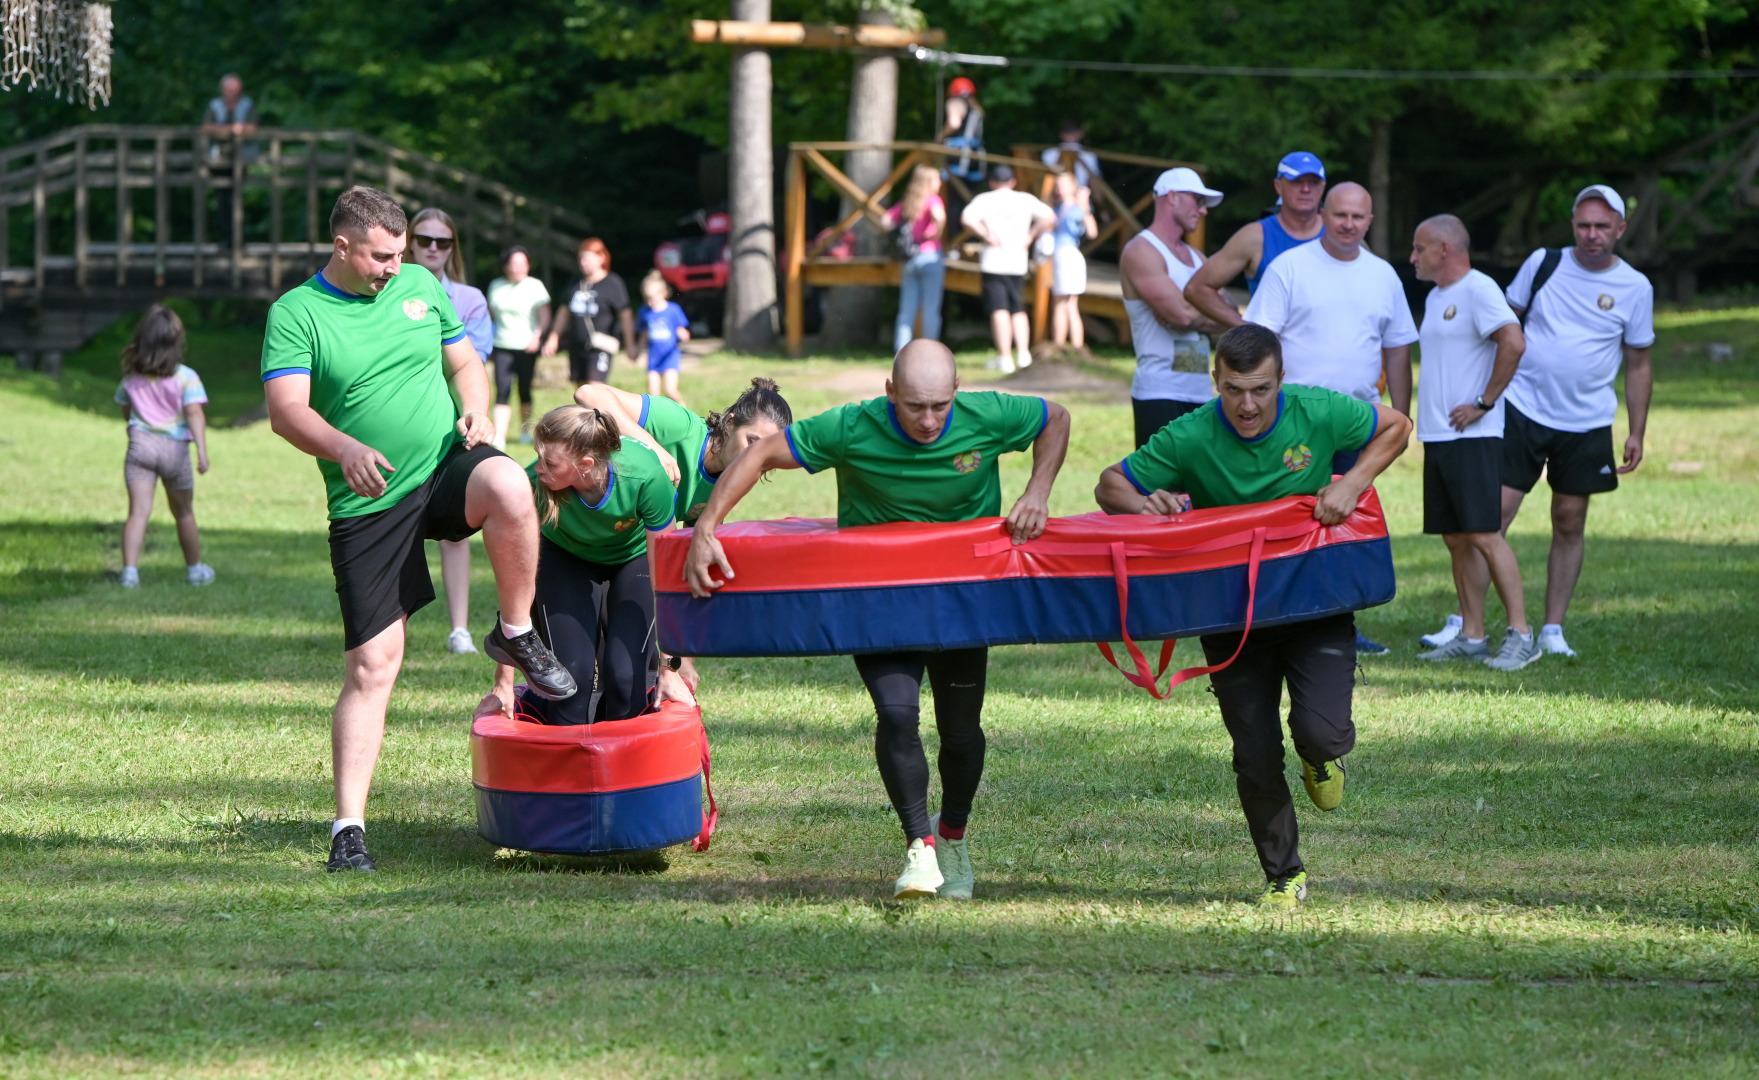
[0,125,592,306]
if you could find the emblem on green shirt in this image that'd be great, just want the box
[613,516,639,531]
[1283,444,1313,473]
[953,451,982,473]
[403,298,429,321]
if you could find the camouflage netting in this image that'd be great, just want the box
[2,0,112,108]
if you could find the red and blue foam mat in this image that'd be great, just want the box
[471,701,716,855]
[650,489,1394,659]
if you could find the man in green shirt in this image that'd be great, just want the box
[685,340,1071,901]
[1095,323,1411,909]
[262,185,574,874]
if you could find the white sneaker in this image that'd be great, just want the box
[186,563,215,586]
[1421,614,1463,648]
[119,567,140,588]
[984,354,1016,374]
[447,627,478,655]
[928,813,974,901]
[893,838,943,899]
[1015,351,1032,370]
[1538,626,1578,657]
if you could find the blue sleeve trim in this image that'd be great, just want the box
[441,331,469,346]
[784,427,817,474]
[638,395,651,428]
[1358,404,1379,451]
[1035,397,1049,438]
[262,367,310,382]
[1119,459,1151,496]
[647,513,676,534]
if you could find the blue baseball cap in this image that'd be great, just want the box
[1276,152,1326,180]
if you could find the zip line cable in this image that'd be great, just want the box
[909,46,1759,82]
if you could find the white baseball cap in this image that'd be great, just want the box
[1574,184,1626,219]
[1154,167,1223,207]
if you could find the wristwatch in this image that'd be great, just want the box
[1475,395,1494,411]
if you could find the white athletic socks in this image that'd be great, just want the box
[1540,623,1564,637]
[500,619,533,639]
[331,817,364,839]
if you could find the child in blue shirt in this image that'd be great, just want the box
[638,270,692,407]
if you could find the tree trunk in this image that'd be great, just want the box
[1368,116,1392,259]
[725,0,777,352]
[820,8,898,348]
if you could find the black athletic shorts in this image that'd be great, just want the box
[1131,397,1205,449]
[1423,437,1503,535]
[569,348,612,384]
[327,441,507,651]
[980,272,1026,315]
[1501,403,1618,496]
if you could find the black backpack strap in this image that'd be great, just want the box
[1520,248,1563,324]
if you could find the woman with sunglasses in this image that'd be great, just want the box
[408,208,495,655]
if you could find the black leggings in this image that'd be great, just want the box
[492,347,537,406]
[518,538,657,726]
[853,647,988,842]
[1199,612,1357,880]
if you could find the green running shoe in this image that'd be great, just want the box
[1301,756,1346,811]
[928,813,974,901]
[1256,871,1307,909]
[1417,634,1490,662]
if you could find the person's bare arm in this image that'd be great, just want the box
[1619,344,1652,474]
[1382,344,1413,417]
[119,405,134,422]
[1182,222,1261,329]
[1315,405,1411,525]
[185,403,210,474]
[544,299,571,354]
[527,305,551,353]
[1082,210,1098,240]
[1122,239,1229,336]
[683,432,803,596]
[266,374,396,498]
[442,339,495,448]
[926,200,946,242]
[1095,464,1190,516]
[1004,402,1069,543]
[960,205,994,246]
[619,307,637,357]
[1449,322,1525,431]
[573,383,681,483]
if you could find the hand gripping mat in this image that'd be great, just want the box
[471,700,716,855]
[650,490,1394,661]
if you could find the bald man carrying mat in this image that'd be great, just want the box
[685,342,1072,901]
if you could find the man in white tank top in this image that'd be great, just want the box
[1121,168,1233,447]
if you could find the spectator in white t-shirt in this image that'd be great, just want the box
[1407,215,1536,671]
[1421,185,1654,660]
[1245,181,1416,657]
[960,165,1056,374]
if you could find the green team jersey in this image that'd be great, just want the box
[785,391,1048,527]
[534,438,677,565]
[261,262,467,519]
[1120,383,1378,510]
[639,395,716,525]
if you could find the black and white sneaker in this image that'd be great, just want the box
[483,622,578,701]
[326,825,377,872]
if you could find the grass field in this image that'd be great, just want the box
[2,307,1757,1078]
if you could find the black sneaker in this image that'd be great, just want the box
[483,622,578,701]
[326,825,377,872]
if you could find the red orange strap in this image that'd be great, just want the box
[692,718,718,852]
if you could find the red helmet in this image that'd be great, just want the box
[948,76,976,98]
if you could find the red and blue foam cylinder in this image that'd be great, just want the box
[471,701,707,855]
[650,490,1394,657]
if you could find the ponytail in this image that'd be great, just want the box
[706,377,793,452]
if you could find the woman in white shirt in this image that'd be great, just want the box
[486,246,552,447]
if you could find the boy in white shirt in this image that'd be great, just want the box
[960,165,1056,374]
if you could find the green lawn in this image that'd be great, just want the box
[1,310,1756,1078]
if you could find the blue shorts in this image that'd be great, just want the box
[647,351,682,374]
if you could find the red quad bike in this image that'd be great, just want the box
[653,210,729,336]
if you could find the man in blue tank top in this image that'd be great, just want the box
[1183,151,1326,329]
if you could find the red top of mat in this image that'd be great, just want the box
[650,489,1386,594]
[471,701,704,794]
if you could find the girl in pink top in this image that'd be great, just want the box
[887,165,948,353]
[113,305,213,587]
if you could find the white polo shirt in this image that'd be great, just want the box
[1504,248,1654,433]
[1245,240,1418,402]
[1416,269,1519,443]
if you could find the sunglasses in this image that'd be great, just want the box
[412,234,455,250]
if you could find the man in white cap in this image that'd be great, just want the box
[1183,151,1327,328]
[1420,185,1653,659]
[1120,167,1233,446]
[1243,180,1416,656]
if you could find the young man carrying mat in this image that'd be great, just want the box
[683,340,1071,901]
[1094,323,1411,908]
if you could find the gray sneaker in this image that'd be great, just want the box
[1485,629,1542,671]
[1417,635,1490,662]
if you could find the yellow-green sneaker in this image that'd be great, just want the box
[1301,757,1346,812]
[1256,871,1307,909]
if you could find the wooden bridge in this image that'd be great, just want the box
[1,125,591,371]
[782,140,1206,357]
